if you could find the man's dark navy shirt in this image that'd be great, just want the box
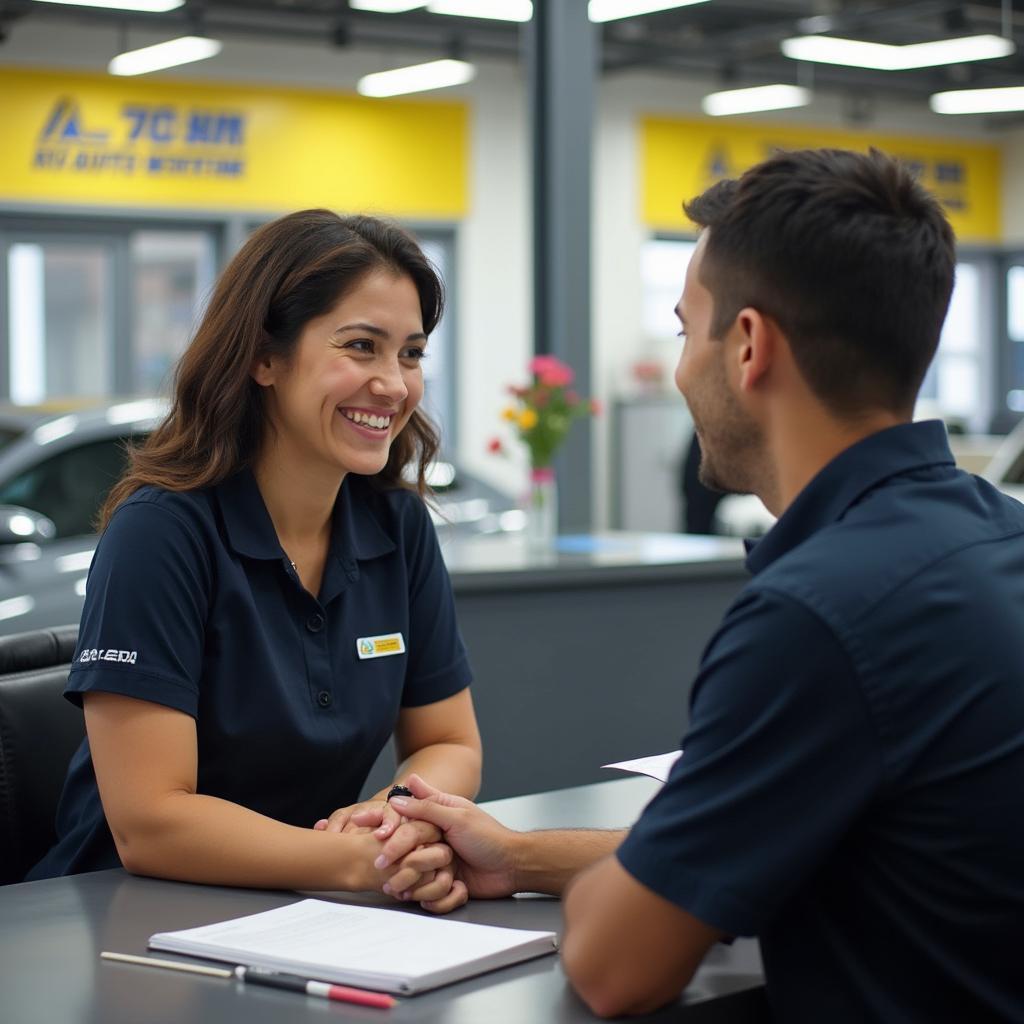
[617,421,1024,1022]
[29,470,472,880]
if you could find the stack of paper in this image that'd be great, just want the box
[150,899,558,995]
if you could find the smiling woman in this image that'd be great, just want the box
[27,211,483,900]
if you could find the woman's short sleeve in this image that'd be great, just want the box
[65,496,212,717]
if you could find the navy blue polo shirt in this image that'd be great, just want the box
[28,470,472,880]
[617,421,1024,1022]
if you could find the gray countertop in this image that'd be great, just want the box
[442,531,748,591]
[2,778,767,1024]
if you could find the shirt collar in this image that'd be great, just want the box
[744,420,955,575]
[216,469,396,564]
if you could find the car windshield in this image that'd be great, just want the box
[0,427,26,450]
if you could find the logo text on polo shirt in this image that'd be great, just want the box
[79,648,138,664]
[356,633,406,660]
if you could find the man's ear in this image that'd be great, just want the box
[250,354,276,387]
[732,307,775,393]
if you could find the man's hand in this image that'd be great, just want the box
[314,798,404,837]
[352,774,520,912]
[346,823,456,903]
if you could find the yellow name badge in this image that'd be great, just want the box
[356,633,406,660]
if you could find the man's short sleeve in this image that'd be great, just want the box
[399,503,472,707]
[66,497,211,717]
[616,587,882,937]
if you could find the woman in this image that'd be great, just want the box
[29,210,482,902]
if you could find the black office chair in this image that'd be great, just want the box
[0,625,82,885]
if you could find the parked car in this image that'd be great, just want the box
[0,400,520,634]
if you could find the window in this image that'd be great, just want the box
[7,239,114,404]
[919,260,993,431]
[1006,264,1024,415]
[131,231,217,395]
[1,217,220,404]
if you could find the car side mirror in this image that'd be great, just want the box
[0,505,57,545]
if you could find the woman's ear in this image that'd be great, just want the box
[250,354,276,387]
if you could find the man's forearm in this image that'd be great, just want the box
[510,829,627,895]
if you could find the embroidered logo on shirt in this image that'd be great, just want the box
[79,648,138,664]
[356,633,406,660]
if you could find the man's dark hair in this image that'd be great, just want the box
[684,148,956,416]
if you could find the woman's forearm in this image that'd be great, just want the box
[391,741,482,800]
[112,790,384,891]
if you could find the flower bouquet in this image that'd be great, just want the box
[489,355,600,545]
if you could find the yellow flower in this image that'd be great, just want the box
[501,406,518,421]
[518,408,539,429]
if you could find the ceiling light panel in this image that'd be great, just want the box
[357,58,475,97]
[781,33,1014,71]
[702,84,811,117]
[349,0,428,11]
[32,0,184,10]
[426,0,533,21]
[589,0,710,21]
[931,86,1024,114]
[108,36,222,76]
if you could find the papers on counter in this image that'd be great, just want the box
[602,749,682,783]
[150,899,557,996]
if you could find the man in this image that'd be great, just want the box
[360,149,1024,1021]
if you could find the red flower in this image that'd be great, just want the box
[487,437,503,454]
[529,354,574,388]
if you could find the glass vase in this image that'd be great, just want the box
[525,467,558,551]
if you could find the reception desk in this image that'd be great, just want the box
[1,777,767,1023]
[369,532,749,801]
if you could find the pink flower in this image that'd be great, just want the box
[487,437,503,454]
[529,355,574,388]
[589,398,603,415]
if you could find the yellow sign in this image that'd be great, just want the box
[0,68,468,218]
[642,116,1001,244]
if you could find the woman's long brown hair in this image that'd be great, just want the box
[99,210,443,530]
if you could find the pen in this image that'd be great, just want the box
[101,952,395,1009]
[101,951,234,978]
[236,965,397,1008]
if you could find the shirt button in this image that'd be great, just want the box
[317,690,332,708]
[306,613,325,633]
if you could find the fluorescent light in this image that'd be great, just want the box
[931,85,1024,114]
[781,33,1014,71]
[702,84,812,117]
[426,0,532,21]
[108,36,222,77]
[357,58,475,97]
[589,0,710,22]
[33,0,183,10]
[350,0,427,11]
